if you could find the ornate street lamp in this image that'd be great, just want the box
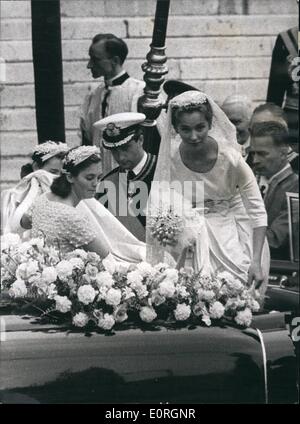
[138,0,171,152]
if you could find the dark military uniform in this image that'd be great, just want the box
[96,153,157,242]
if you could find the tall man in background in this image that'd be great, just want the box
[79,33,145,175]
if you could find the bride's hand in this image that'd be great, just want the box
[247,260,263,289]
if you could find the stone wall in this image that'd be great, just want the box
[0,0,298,187]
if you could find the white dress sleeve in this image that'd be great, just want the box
[235,156,268,228]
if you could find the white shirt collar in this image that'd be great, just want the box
[106,70,126,86]
[131,152,147,176]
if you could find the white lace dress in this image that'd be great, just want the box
[31,194,96,252]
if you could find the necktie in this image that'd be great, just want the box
[127,170,136,180]
[101,86,110,118]
[101,72,130,118]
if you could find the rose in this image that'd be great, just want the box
[102,253,118,274]
[97,313,115,330]
[42,267,58,284]
[8,279,27,298]
[54,295,72,313]
[77,285,97,305]
[68,249,88,261]
[235,308,253,327]
[139,306,157,323]
[174,304,191,321]
[86,251,100,265]
[56,260,73,281]
[151,290,166,306]
[85,263,98,280]
[114,306,128,323]
[105,288,122,306]
[73,312,89,328]
[95,271,114,288]
[158,280,176,298]
[209,301,225,319]
[192,301,207,317]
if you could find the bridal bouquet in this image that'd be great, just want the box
[148,208,184,246]
[1,233,260,330]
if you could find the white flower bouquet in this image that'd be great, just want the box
[148,208,184,247]
[1,234,261,330]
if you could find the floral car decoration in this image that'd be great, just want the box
[0,233,261,331]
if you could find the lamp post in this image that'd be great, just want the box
[138,0,170,152]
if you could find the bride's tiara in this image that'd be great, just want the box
[170,91,208,109]
[33,140,69,162]
[63,146,101,167]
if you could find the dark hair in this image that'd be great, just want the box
[50,153,101,198]
[20,151,65,179]
[171,101,213,129]
[250,121,289,146]
[92,33,128,65]
[20,163,34,178]
[252,103,288,124]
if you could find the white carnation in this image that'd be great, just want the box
[197,289,215,302]
[8,279,27,298]
[69,257,85,270]
[235,308,253,327]
[217,271,236,284]
[139,306,157,323]
[16,260,39,281]
[95,271,114,288]
[176,285,189,298]
[158,280,176,298]
[54,295,72,313]
[162,268,178,283]
[41,267,58,283]
[209,301,225,319]
[97,313,115,330]
[136,262,155,278]
[105,288,122,306]
[131,281,148,299]
[56,260,73,280]
[225,297,246,311]
[97,286,108,300]
[73,312,89,327]
[123,287,135,300]
[127,270,143,286]
[102,253,118,274]
[77,285,97,305]
[174,304,191,321]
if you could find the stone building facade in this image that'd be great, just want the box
[0,0,298,187]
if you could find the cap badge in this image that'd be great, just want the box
[106,123,121,137]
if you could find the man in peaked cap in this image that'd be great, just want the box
[95,112,157,242]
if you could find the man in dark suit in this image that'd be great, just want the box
[250,121,298,260]
[94,112,157,242]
